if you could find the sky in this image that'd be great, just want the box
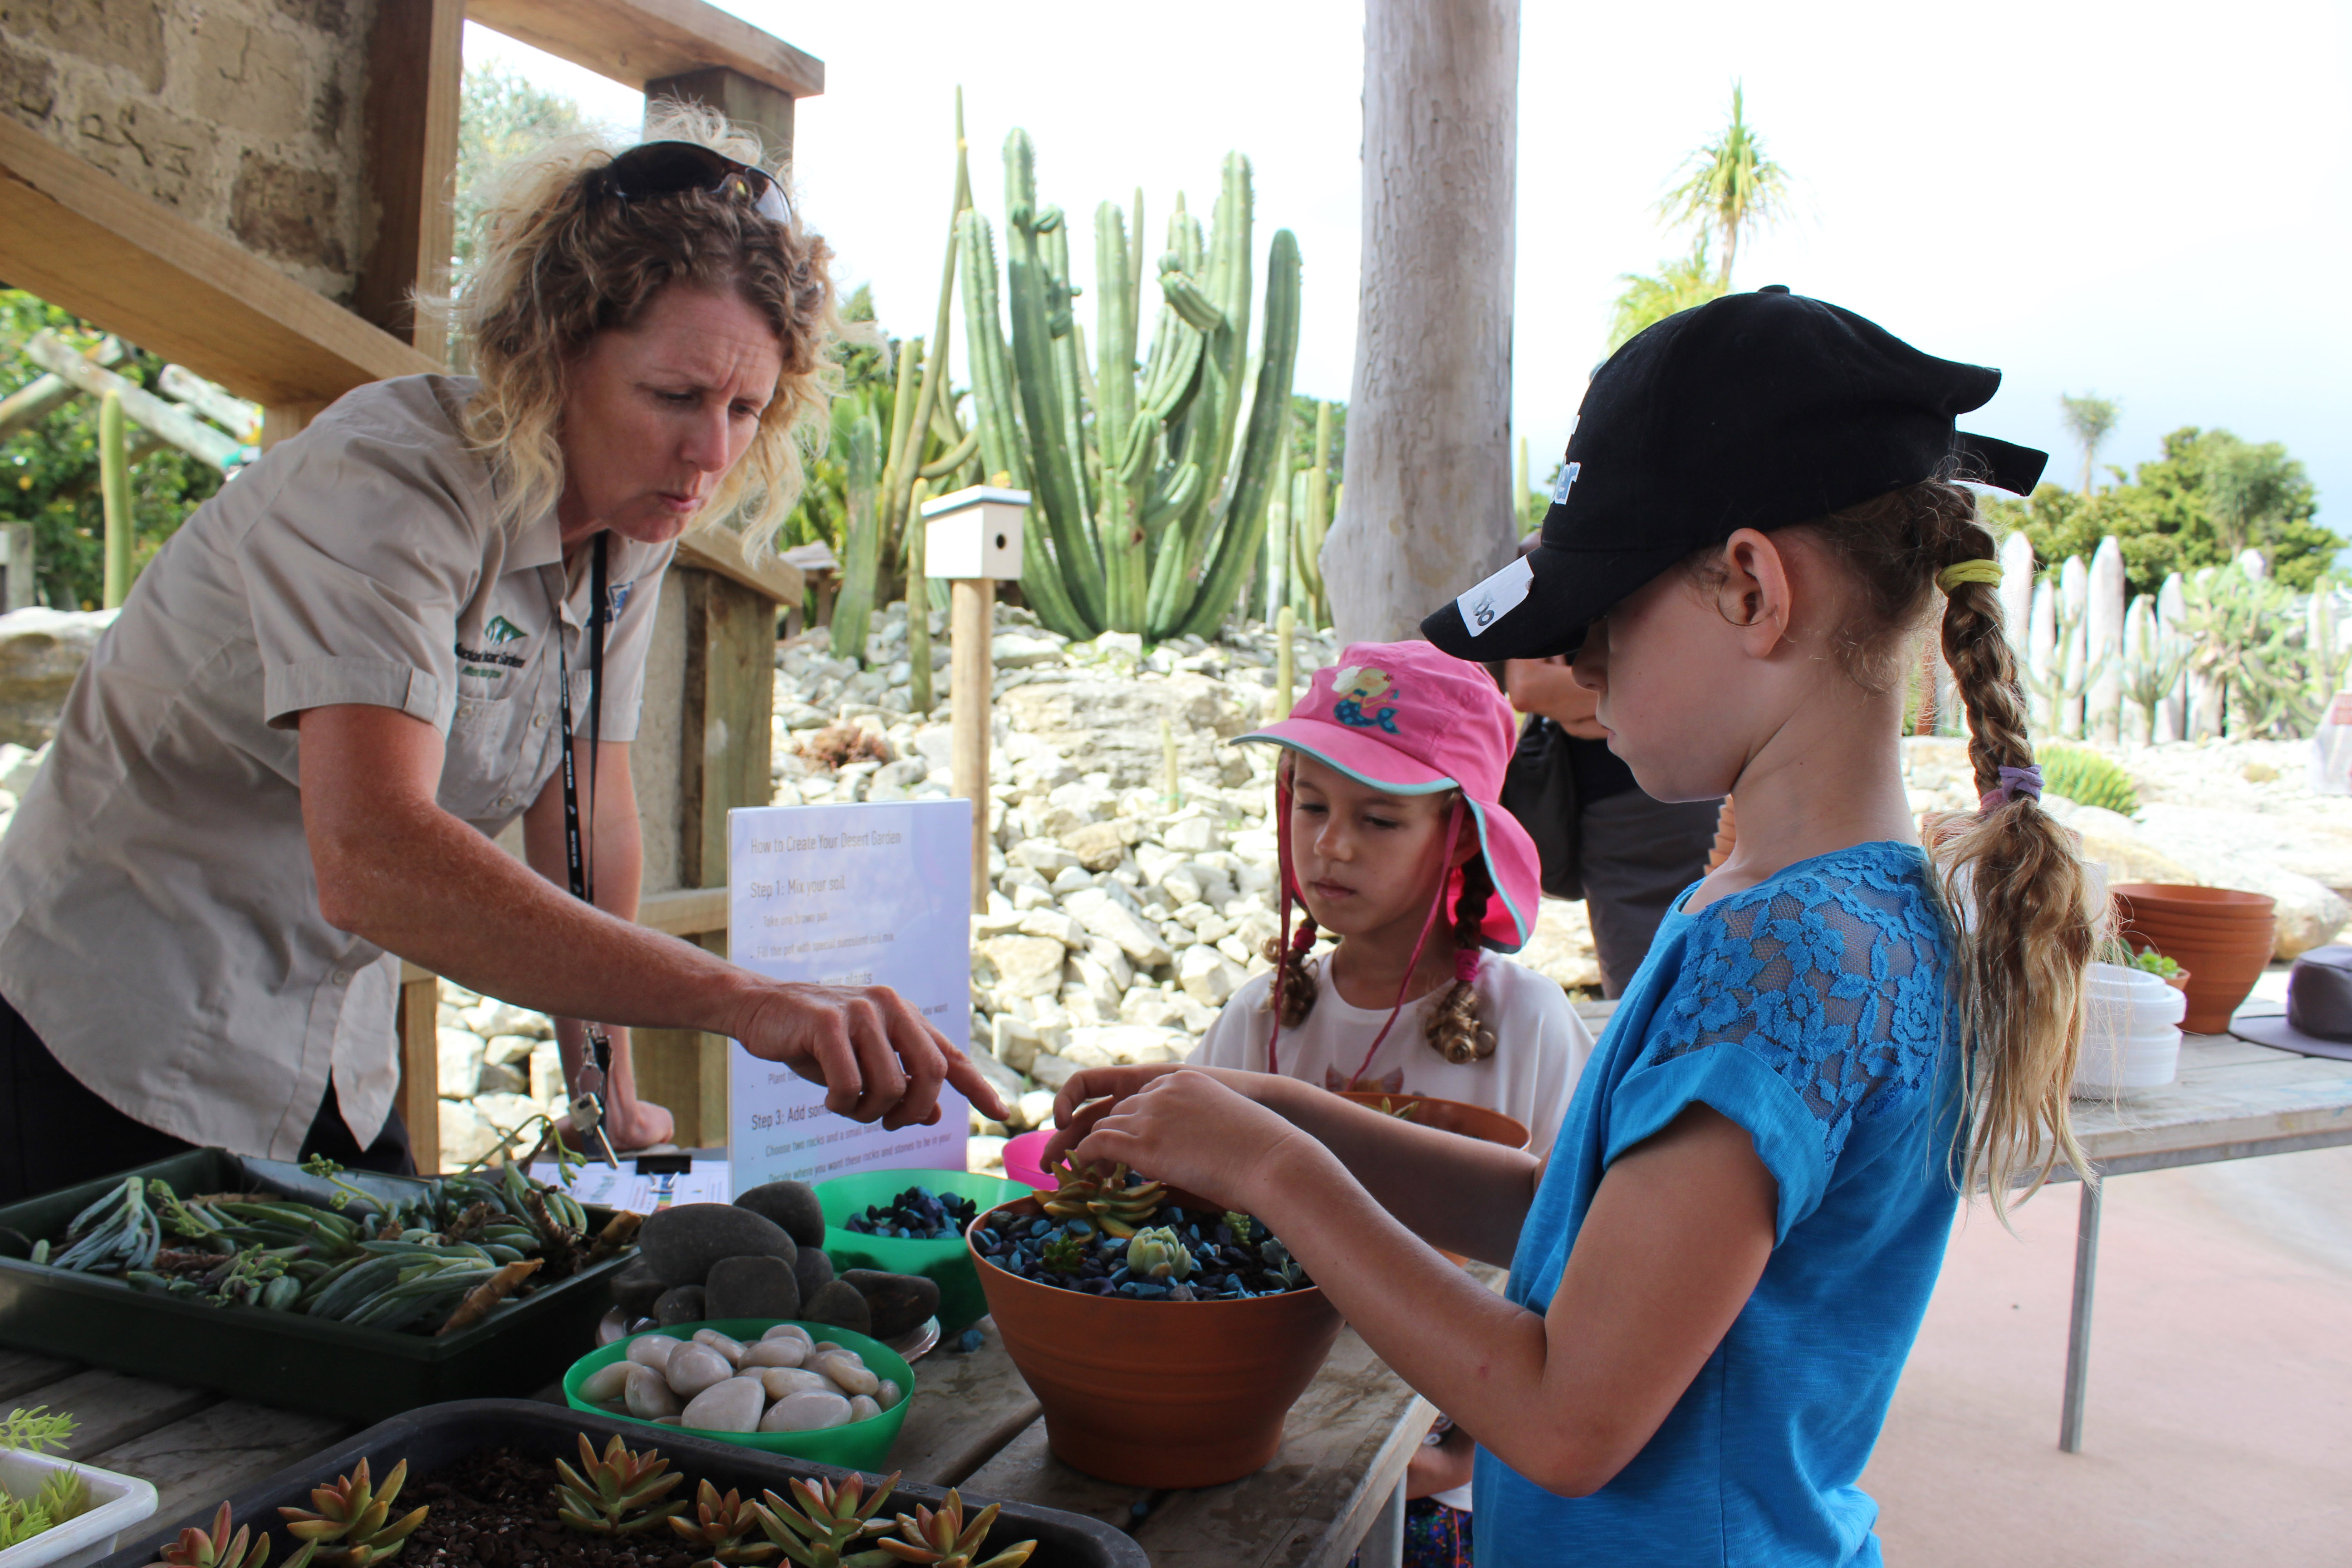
[466,0,2352,531]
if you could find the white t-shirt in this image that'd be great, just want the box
[1191,954,1592,1157]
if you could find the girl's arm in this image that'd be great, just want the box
[1069,1071,1775,1497]
[1048,1065,1542,1267]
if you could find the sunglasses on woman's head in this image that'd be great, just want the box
[599,141,792,225]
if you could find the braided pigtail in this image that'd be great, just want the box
[1926,508,2094,1221]
[1425,853,1497,1065]
[1261,918,1321,1028]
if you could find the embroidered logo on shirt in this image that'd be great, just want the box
[482,615,530,644]
[1329,667,1402,734]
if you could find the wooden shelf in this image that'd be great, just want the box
[675,530,805,607]
[466,0,824,99]
[0,118,435,409]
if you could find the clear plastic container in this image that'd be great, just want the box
[0,1451,157,1568]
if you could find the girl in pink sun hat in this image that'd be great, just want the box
[1192,641,1590,1152]
[1199,642,1593,1563]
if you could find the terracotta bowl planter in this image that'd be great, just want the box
[969,1189,1344,1489]
[1333,1091,1531,1152]
[2114,885,2276,1034]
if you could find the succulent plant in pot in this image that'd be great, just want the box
[967,1161,1344,1488]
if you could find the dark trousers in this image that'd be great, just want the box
[1579,789,1726,999]
[0,992,413,1204]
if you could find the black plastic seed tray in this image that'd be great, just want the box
[95,1398,1145,1568]
[0,1149,632,1422]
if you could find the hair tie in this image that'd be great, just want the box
[1454,949,1482,985]
[1937,559,2005,593]
[1979,764,2043,812]
[1289,919,1318,953]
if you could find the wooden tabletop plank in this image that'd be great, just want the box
[887,1322,1042,1489]
[32,1368,216,1460]
[0,1350,82,1404]
[2069,1034,2352,1166]
[91,1399,352,1530]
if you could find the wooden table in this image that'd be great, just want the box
[2045,1028,2352,1451]
[0,1307,1448,1567]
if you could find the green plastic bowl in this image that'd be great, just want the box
[563,1318,912,1470]
[815,1169,1033,1335]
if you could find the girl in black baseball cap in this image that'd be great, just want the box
[1050,288,2090,1566]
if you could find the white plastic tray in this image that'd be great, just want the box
[0,1450,158,1568]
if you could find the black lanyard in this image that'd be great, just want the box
[556,534,608,908]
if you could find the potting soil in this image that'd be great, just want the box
[402,1446,699,1568]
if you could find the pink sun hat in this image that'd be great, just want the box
[1238,640,1540,953]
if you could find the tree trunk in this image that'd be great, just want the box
[1322,0,1519,645]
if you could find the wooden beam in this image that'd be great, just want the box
[678,568,775,888]
[355,0,465,359]
[394,974,442,1174]
[674,530,804,608]
[466,0,824,100]
[0,117,434,408]
[647,67,793,168]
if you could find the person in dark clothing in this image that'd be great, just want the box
[1499,655,1723,998]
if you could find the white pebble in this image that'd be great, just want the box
[812,1340,845,1355]
[759,1367,833,1400]
[624,1364,682,1420]
[811,1351,879,1396]
[874,1378,903,1411]
[760,1390,853,1432]
[692,1328,747,1366]
[680,1375,766,1433]
[579,1362,632,1404]
[625,1335,678,1371]
[847,1395,881,1423]
[761,1323,814,1345]
[663,1343,734,1398]
[741,1338,808,1370]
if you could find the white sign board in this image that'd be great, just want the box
[727,799,972,1189]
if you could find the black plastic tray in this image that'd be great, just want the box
[95,1398,1145,1568]
[0,1150,632,1422]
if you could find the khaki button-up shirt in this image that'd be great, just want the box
[0,375,672,1157]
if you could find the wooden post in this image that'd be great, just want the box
[393,967,442,1174]
[646,67,794,168]
[952,578,992,913]
[355,0,464,359]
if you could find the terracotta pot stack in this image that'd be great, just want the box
[2111,883,2277,1034]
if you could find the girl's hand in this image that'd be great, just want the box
[1066,1069,1315,1217]
[1042,1062,1286,1170]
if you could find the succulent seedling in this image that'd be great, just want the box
[276,1458,428,1568]
[1040,1160,1165,1239]
[146,1501,314,1568]
[1369,1097,1421,1121]
[554,1432,688,1536]
[873,1490,1037,1567]
[1223,1211,1257,1245]
[669,1480,780,1564]
[1124,1226,1193,1282]
[1037,1232,1085,1275]
[752,1472,901,1568]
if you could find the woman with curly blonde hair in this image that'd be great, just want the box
[0,109,1002,1200]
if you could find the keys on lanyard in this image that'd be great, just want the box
[557,535,622,1168]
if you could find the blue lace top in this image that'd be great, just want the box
[1474,841,1962,1567]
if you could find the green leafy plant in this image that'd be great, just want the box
[277,1457,428,1567]
[2132,947,2182,979]
[1039,1160,1165,1239]
[554,1433,687,1536]
[1036,1233,1085,1276]
[2038,746,2140,815]
[752,1473,900,1568]
[872,1489,1036,1567]
[0,1406,93,1548]
[669,1480,780,1564]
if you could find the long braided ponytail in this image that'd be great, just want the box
[1425,856,1497,1064]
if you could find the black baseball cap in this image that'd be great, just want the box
[1423,286,2048,660]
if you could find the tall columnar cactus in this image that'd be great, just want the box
[831,410,883,662]
[961,132,1302,643]
[100,388,131,609]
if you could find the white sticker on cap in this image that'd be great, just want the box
[1456,556,1534,637]
[1549,460,1583,505]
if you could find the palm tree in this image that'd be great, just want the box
[1659,83,1790,289]
[1606,241,1725,351]
[2058,393,2121,497]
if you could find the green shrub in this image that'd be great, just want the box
[2040,745,2140,815]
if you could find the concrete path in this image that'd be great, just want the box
[1863,1138,2352,1563]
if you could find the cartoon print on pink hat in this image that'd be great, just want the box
[1330,666,1402,734]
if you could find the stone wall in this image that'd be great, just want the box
[0,0,378,301]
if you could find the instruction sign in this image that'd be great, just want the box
[726,798,972,1190]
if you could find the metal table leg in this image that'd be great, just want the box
[1356,1478,1406,1568]
[2059,1179,2103,1453]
